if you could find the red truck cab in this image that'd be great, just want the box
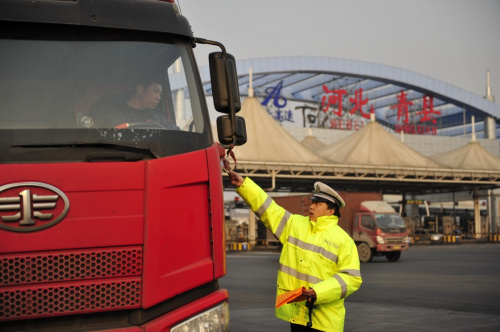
[352,201,409,262]
[0,0,245,331]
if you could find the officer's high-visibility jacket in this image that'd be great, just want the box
[236,178,362,332]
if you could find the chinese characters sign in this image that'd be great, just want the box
[390,91,441,134]
[261,81,441,135]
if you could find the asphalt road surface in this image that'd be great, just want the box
[221,243,500,331]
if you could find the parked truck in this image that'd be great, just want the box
[272,191,409,262]
[0,0,246,331]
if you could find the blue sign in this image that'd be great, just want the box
[262,80,287,108]
[261,81,294,123]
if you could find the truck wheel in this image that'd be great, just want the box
[386,251,401,262]
[357,243,373,263]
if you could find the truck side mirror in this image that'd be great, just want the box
[209,52,241,114]
[217,115,247,146]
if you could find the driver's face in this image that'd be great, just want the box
[139,83,162,110]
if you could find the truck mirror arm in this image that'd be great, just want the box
[193,37,227,57]
[194,37,246,147]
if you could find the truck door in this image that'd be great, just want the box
[352,215,360,241]
[359,214,377,247]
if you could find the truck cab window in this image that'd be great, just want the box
[361,216,375,230]
[0,31,211,163]
[375,214,407,232]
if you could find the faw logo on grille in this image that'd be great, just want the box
[0,182,70,232]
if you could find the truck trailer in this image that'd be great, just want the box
[0,0,246,331]
[272,191,409,263]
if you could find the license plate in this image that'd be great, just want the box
[393,246,400,250]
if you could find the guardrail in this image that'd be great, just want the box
[443,235,461,244]
[226,242,251,251]
[489,234,500,242]
[410,233,500,245]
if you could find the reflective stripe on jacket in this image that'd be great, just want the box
[236,177,362,332]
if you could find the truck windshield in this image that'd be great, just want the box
[0,28,211,163]
[374,214,407,233]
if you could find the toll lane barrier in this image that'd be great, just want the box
[226,242,251,251]
[489,234,500,242]
[443,235,461,244]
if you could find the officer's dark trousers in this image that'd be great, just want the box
[290,323,324,332]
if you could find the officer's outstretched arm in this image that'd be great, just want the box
[235,177,292,244]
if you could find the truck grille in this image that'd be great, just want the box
[385,237,405,244]
[0,247,142,321]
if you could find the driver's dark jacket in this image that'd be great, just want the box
[89,93,174,128]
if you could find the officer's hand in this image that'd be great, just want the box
[302,288,317,298]
[288,288,317,303]
[228,170,244,187]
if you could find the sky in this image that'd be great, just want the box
[179,0,500,99]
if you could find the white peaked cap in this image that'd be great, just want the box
[311,182,346,208]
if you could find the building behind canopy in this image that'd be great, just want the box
[200,56,500,141]
[198,56,500,235]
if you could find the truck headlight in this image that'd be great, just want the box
[171,301,229,332]
[377,236,385,244]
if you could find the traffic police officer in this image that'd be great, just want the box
[229,170,362,332]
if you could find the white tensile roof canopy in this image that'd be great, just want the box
[315,120,443,168]
[231,97,327,164]
[430,141,500,171]
[300,129,327,151]
[215,97,500,194]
